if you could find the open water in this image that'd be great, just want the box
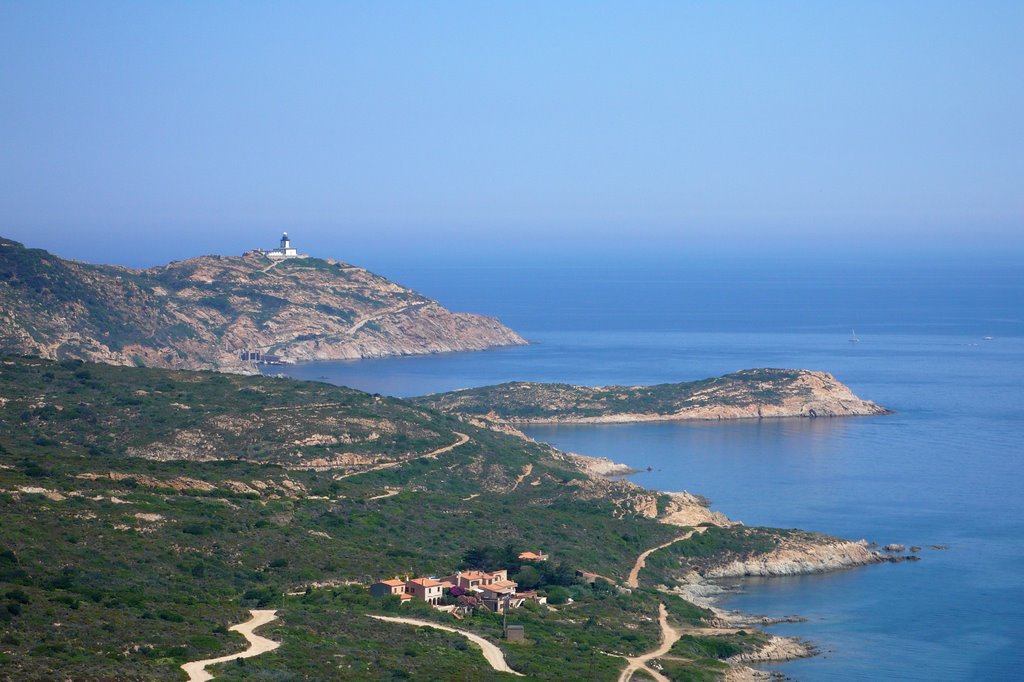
[276,259,1024,680]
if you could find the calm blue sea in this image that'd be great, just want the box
[275,260,1024,681]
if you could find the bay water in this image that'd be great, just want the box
[276,259,1023,680]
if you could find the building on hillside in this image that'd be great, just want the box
[405,577,444,604]
[261,232,306,260]
[369,579,407,598]
[480,579,518,597]
[518,551,548,561]
[239,350,284,366]
[445,569,509,590]
[480,586,525,612]
[514,590,548,605]
[479,579,521,611]
[505,624,525,642]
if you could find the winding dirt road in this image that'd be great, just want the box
[627,527,708,588]
[368,615,523,676]
[616,603,682,682]
[181,609,280,682]
[508,463,533,492]
[346,302,428,336]
[335,432,470,480]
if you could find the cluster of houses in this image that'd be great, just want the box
[370,551,548,613]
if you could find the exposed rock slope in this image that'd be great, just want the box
[0,237,525,374]
[413,368,890,423]
[703,538,881,578]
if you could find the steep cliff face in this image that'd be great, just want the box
[0,237,525,373]
[413,368,890,423]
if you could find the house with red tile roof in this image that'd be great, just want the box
[369,578,408,599]
[518,551,548,561]
[405,577,444,604]
[444,569,510,590]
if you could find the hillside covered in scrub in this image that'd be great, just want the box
[413,368,890,424]
[0,236,525,375]
[0,357,885,680]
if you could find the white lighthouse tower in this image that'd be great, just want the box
[265,232,301,260]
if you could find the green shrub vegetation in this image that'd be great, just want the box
[0,357,807,680]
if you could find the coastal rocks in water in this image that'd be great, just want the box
[727,635,817,663]
[729,614,809,627]
[564,452,641,478]
[723,667,782,682]
[884,543,906,552]
[704,539,881,578]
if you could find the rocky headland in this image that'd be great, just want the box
[0,236,525,374]
[412,368,890,424]
[702,538,881,578]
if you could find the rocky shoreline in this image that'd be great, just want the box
[567,449,918,680]
[703,538,882,578]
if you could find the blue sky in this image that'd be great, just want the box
[1,1,1022,267]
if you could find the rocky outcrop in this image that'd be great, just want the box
[0,236,525,374]
[659,491,733,527]
[413,368,890,424]
[728,635,816,664]
[704,539,880,578]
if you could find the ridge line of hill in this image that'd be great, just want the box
[0,236,526,375]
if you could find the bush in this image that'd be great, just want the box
[158,610,185,623]
[543,586,571,605]
[5,589,29,604]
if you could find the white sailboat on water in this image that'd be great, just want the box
[849,329,860,343]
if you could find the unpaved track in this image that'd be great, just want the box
[616,603,682,682]
[346,302,428,335]
[181,609,280,681]
[627,527,708,588]
[368,615,524,676]
[336,432,469,480]
[508,463,533,492]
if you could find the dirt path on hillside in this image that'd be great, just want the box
[508,464,533,492]
[627,527,708,588]
[616,603,682,682]
[346,302,428,336]
[368,615,523,676]
[335,432,470,480]
[181,609,280,682]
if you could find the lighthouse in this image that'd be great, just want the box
[265,232,301,260]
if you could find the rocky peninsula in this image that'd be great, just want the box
[0,236,525,374]
[413,368,890,423]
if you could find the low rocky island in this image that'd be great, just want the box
[0,235,525,374]
[412,367,891,424]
